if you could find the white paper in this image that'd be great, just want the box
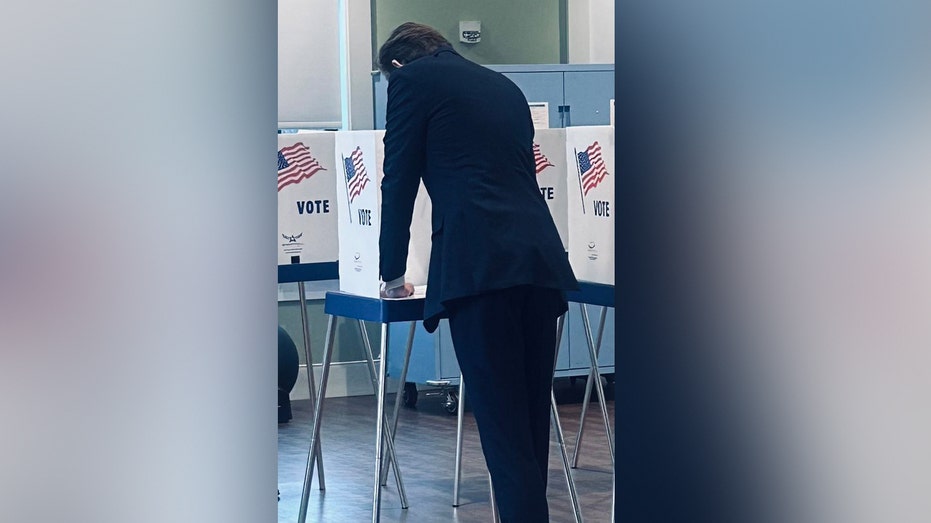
[610,99,615,126]
[529,102,549,129]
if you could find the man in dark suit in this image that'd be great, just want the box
[377,22,578,521]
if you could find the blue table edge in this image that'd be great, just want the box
[323,291,426,323]
[278,262,339,284]
[566,281,615,308]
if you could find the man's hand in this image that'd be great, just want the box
[381,282,415,299]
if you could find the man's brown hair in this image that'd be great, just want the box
[377,22,451,76]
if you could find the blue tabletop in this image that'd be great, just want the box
[323,291,426,323]
[277,262,339,284]
[566,281,615,308]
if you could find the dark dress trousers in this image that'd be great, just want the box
[379,46,578,522]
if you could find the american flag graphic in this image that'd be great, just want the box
[343,146,370,203]
[278,142,325,192]
[577,141,610,196]
[533,142,555,174]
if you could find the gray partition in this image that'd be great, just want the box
[564,70,615,126]
[498,71,564,127]
[374,63,615,130]
[387,305,612,386]
[567,304,615,371]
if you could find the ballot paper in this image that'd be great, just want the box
[533,128,568,249]
[566,126,615,285]
[529,102,550,129]
[277,131,339,266]
[334,130,433,298]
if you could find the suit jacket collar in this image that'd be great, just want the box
[434,45,461,58]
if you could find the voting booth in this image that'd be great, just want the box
[566,126,615,285]
[278,131,339,266]
[307,130,433,521]
[334,130,433,297]
[534,128,569,250]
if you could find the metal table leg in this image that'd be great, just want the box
[298,314,337,523]
[489,472,501,522]
[380,322,416,487]
[555,311,566,364]
[297,281,325,490]
[372,322,391,522]
[550,312,583,523]
[357,320,408,509]
[552,391,584,523]
[452,373,466,506]
[574,304,614,467]
[572,304,612,468]
[611,464,616,521]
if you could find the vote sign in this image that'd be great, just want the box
[566,126,615,285]
[334,130,432,298]
[277,131,339,266]
[533,128,569,250]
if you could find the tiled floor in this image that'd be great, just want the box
[278,379,615,522]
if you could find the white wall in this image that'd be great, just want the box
[278,0,342,127]
[588,0,614,63]
[567,0,615,64]
[345,0,375,130]
[374,0,562,65]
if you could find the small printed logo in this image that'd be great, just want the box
[281,232,304,256]
[353,251,363,272]
[587,241,599,261]
[461,30,480,43]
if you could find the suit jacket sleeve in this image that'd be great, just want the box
[379,71,428,283]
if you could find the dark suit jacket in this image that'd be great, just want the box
[379,46,578,332]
